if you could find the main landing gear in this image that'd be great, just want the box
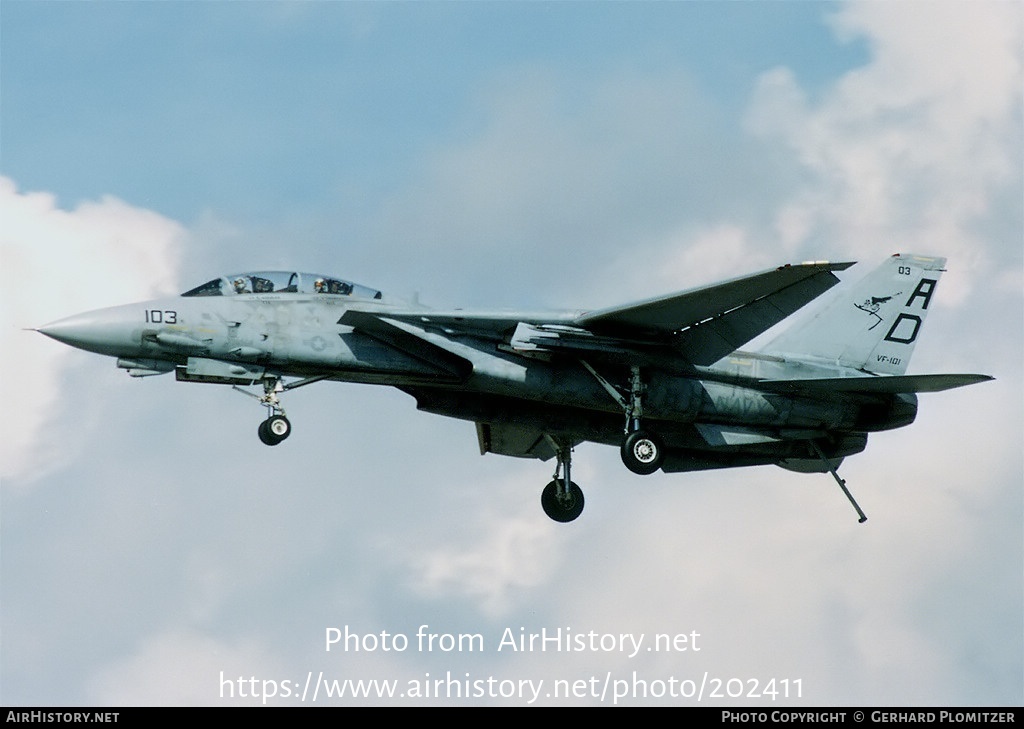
[541,440,584,523]
[621,429,664,475]
[582,362,665,476]
[537,364,665,522]
[538,363,665,523]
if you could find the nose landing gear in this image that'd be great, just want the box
[258,413,292,446]
[252,378,292,446]
[233,374,331,446]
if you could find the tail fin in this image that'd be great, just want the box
[765,253,947,375]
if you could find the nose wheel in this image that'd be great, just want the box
[258,414,292,446]
[232,374,328,446]
[253,378,291,446]
[232,374,331,446]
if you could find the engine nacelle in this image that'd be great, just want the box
[855,393,918,431]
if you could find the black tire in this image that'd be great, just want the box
[541,479,585,523]
[621,430,664,475]
[258,419,275,445]
[266,415,291,441]
[258,416,291,446]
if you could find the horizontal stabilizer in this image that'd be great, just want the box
[758,373,994,394]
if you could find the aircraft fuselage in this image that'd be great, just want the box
[38,256,989,523]
[41,292,913,447]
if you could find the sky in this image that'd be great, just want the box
[2,0,1021,707]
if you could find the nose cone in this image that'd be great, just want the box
[37,306,141,357]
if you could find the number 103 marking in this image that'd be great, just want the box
[144,309,178,324]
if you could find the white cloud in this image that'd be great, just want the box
[407,473,563,618]
[0,177,186,484]
[362,65,734,309]
[86,629,278,706]
[745,0,1022,293]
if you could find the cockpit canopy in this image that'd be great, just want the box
[181,271,382,299]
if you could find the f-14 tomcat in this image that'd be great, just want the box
[37,253,991,523]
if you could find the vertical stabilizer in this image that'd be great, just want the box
[765,254,947,374]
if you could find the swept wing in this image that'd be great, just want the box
[347,260,854,367]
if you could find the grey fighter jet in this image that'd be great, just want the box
[37,254,992,523]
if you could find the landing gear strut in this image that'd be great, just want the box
[540,440,584,523]
[233,374,331,446]
[253,378,291,446]
[582,362,665,475]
